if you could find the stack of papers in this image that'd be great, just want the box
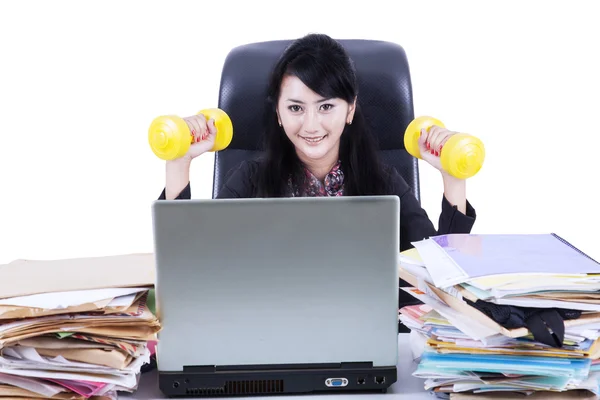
[0,253,159,399]
[399,233,600,399]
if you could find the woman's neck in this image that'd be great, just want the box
[300,157,339,182]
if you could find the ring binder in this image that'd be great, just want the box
[551,233,599,264]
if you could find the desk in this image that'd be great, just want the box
[123,333,429,399]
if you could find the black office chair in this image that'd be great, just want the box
[211,38,420,203]
[212,39,422,333]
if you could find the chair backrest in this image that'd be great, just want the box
[213,38,420,202]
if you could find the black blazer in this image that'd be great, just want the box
[159,160,477,252]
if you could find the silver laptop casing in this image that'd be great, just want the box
[151,196,400,372]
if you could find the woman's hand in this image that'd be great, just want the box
[175,114,218,162]
[417,125,459,177]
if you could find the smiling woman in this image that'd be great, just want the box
[251,32,392,200]
[158,33,477,254]
[277,75,355,182]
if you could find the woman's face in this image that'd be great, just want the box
[276,75,355,165]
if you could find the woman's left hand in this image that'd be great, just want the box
[417,125,459,177]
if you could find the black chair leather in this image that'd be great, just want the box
[212,39,421,203]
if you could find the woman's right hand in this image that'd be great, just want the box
[164,114,217,199]
[176,114,218,162]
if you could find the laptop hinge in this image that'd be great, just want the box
[340,361,373,369]
[183,365,215,373]
[183,361,373,373]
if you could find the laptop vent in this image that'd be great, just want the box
[186,387,225,396]
[185,380,284,396]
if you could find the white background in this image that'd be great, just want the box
[1,0,598,264]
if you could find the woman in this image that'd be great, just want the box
[159,33,476,252]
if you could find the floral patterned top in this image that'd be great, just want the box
[287,161,344,197]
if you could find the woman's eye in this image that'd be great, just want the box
[320,104,334,111]
[288,105,302,112]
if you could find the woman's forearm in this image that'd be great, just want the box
[165,157,192,200]
[442,173,467,214]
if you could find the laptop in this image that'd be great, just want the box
[151,195,400,397]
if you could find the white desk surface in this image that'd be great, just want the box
[122,333,429,399]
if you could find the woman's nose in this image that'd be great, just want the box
[303,110,320,133]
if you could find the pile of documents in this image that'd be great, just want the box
[398,233,600,399]
[0,253,159,399]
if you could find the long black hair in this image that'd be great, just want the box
[256,33,391,197]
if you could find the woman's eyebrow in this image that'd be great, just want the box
[285,97,332,104]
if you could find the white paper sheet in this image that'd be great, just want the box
[411,238,468,288]
[0,372,65,397]
[0,287,148,309]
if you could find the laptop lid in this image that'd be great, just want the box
[151,195,400,372]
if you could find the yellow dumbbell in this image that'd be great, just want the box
[404,116,485,179]
[148,108,233,160]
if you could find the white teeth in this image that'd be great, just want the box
[301,136,325,143]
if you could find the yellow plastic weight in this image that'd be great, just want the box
[148,108,233,160]
[403,116,485,179]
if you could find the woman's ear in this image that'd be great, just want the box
[347,97,357,125]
